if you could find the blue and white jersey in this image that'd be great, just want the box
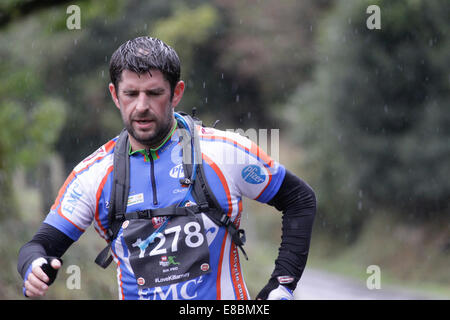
[44,118,285,300]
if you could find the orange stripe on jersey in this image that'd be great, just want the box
[255,167,273,200]
[51,171,76,211]
[200,134,274,168]
[57,202,85,231]
[94,165,114,238]
[229,242,248,300]
[216,230,228,300]
[112,250,125,300]
[229,210,248,300]
[76,140,116,174]
[249,140,274,169]
[51,142,115,211]
[50,140,116,231]
[202,153,234,300]
[202,153,233,215]
[50,171,84,232]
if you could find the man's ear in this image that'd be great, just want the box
[171,81,185,108]
[109,83,120,110]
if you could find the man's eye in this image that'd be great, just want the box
[147,91,163,96]
[125,92,138,97]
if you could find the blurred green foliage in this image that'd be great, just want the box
[153,3,219,72]
[0,15,67,218]
[287,0,450,238]
[0,0,448,299]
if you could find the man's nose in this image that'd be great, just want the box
[136,92,150,111]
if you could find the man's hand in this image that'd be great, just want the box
[256,276,295,300]
[266,284,294,300]
[24,257,62,298]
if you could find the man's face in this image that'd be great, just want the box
[109,69,184,150]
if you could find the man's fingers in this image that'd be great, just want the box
[24,257,61,298]
[28,272,48,290]
[32,265,50,283]
[25,281,43,296]
[50,258,61,270]
[24,279,45,297]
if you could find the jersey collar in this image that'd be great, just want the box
[128,121,178,161]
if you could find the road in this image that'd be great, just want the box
[293,268,445,300]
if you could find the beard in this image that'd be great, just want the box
[122,104,174,149]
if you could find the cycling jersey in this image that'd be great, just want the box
[43,118,286,300]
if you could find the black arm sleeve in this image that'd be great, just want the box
[266,169,316,289]
[17,222,74,280]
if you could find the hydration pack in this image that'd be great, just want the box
[95,112,247,269]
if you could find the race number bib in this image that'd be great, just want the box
[122,214,211,289]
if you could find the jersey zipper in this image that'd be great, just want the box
[146,149,158,205]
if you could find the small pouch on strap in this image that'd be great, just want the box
[95,243,113,269]
[227,225,248,260]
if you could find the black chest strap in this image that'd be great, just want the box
[178,114,247,259]
[95,114,247,269]
[95,128,130,268]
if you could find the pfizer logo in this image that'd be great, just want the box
[169,164,184,179]
[241,165,266,184]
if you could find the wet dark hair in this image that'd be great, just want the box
[109,36,181,98]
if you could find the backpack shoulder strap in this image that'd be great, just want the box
[177,113,248,259]
[95,114,248,269]
[95,129,130,268]
[109,128,131,225]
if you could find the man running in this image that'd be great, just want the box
[17,36,316,300]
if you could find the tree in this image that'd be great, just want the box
[213,0,333,127]
[0,0,126,216]
[285,0,450,237]
[0,0,70,28]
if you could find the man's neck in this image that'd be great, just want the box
[129,118,177,152]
